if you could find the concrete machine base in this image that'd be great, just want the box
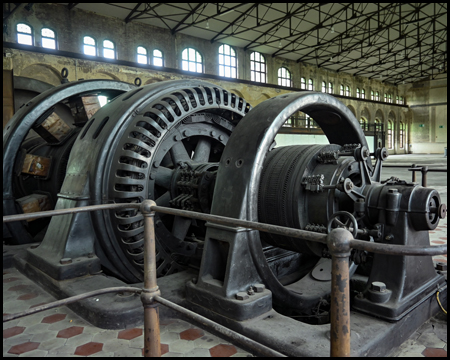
[7,245,447,358]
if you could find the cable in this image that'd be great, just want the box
[436,291,447,315]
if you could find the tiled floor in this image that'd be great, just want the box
[3,267,252,357]
[3,154,447,357]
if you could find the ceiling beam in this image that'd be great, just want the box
[124,3,143,23]
[171,3,204,35]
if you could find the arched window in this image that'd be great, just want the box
[356,88,360,98]
[361,89,365,99]
[41,28,56,49]
[375,91,379,101]
[346,86,350,97]
[371,90,374,100]
[308,79,314,91]
[137,46,148,64]
[278,67,292,87]
[182,48,203,73]
[359,118,368,131]
[83,36,96,56]
[388,94,392,103]
[384,93,387,102]
[250,52,266,83]
[375,119,382,132]
[219,44,237,78]
[301,77,306,90]
[103,40,115,59]
[321,81,326,93]
[396,95,399,104]
[399,122,405,148]
[387,120,393,149]
[17,23,33,45]
[399,96,404,105]
[153,49,163,66]
[328,82,334,94]
[340,85,344,96]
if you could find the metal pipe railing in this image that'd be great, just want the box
[3,200,447,357]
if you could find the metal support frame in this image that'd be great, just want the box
[3,200,447,357]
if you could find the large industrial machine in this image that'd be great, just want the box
[3,78,447,356]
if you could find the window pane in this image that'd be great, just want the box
[154,49,162,57]
[42,38,55,49]
[250,52,255,61]
[219,54,223,65]
[231,57,236,67]
[261,63,265,72]
[197,63,202,73]
[256,73,260,82]
[189,48,195,60]
[251,72,255,81]
[138,46,147,55]
[189,62,195,72]
[225,67,230,77]
[84,36,95,45]
[255,62,260,71]
[225,56,230,66]
[224,45,229,55]
[231,68,236,78]
[137,54,147,64]
[17,24,31,33]
[182,49,188,60]
[182,60,188,70]
[41,28,55,38]
[18,33,32,45]
[104,40,114,49]
[104,48,115,59]
[196,52,202,63]
[84,44,96,56]
[219,45,224,54]
[154,57,163,66]
[262,74,266,83]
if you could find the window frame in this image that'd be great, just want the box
[250,51,266,83]
[356,88,360,98]
[182,47,203,73]
[137,46,148,64]
[375,91,380,101]
[103,39,116,59]
[345,86,350,97]
[308,78,314,91]
[399,121,405,148]
[328,82,334,94]
[361,88,365,99]
[41,27,57,49]
[321,81,326,93]
[301,77,306,90]
[83,35,97,56]
[387,120,393,149]
[219,44,237,79]
[153,49,164,67]
[17,23,33,46]
[278,67,292,87]
[340,84,344,96]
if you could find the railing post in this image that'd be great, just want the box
[411,164,416,182]
[421,166,428,187]
[327,228,352,357]
[140,200,161,357]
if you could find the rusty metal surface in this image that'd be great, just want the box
[34,111,72,143]
[16,194,51,222]
[20,153,52,177]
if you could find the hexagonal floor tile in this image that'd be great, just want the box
[74,341,103,356]
[3,326,26,339]
[422,347,447,357]
[57,326,84,338]
[180,328,204,341]
[7,341,40,355]
[210,344,238,357]
[41,313,67,324]
[117,327,142,340]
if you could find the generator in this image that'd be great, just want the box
[3,79,447,357]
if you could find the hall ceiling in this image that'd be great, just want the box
[69,3,447,85]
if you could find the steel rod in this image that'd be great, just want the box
[2,287,142,322]
[3,204,446,257]
[141,201,161,357]
[328,229,352,357]
[153,295,287,357]
[2,203,140,223]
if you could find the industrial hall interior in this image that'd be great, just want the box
[3,3,448,358]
